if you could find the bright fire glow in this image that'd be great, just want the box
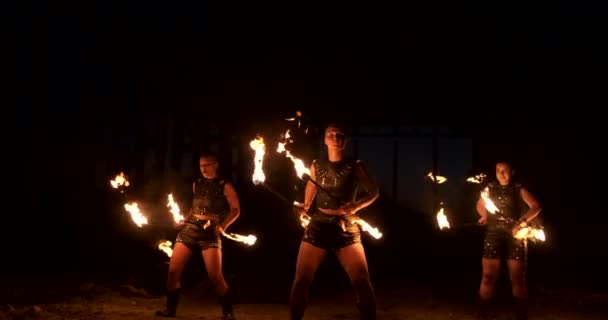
[123,202,148,227]
[481,187,499,214]
[277,129,311,179]
[427,172,447,184]
[436,207,450,230]
[158,240,173,257]
[352,219,383,239]
[514,227,546,242]
[467,173,487,184]
[110,172,130,189]
[222,232,257,246]
[249,136,266,185]
[167,193,185,224]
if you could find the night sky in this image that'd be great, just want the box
[6,0,608,295]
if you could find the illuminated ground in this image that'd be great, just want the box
[2,278,606,320]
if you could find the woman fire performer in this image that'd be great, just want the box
[156,152,240,319]
[475,160,542,320]
[290,123,380,320]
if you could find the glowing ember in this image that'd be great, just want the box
[285,111,303,128]
[467,173,487,184]
[293,201,311,227]
[277,129,311,179]
[249,136,266,185]
[123,202,148,227]
[158,240,173,257]
[480,187,499,214]
[110,172,130,189]
[436,207,450,230]
[352,219,383,239]
[300,214,311,228]
[167,193,185,224]
[514,227,546,242]
[426,172,447,184]
[222,232,257,246]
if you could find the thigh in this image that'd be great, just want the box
[335,242,369,281]
[294,241,327,280]
[202,247,223,279]
[481,258,501,277]
[169,242,193,273]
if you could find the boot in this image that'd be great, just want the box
[155,288,181,317]
[514,298,527,320]
[476,298,490,320]
[355,301,376,320]
[219,288,235,319]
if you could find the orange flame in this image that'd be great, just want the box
[427,172,447,184]
[285,111,303,128]
[249,136,266,185]
[277,129,311,179]
[158,240,173,257]
[514,227,546,242]
[222,232,257,246]
[123,202,148,227]
[167,193,185,224]
[294,201,311,227]
[436,207,450,230]
[110,172,130,189]
[481,187,499,214]
[467,173,487,184]
[352,219,383,239]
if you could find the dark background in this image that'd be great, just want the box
[4,0,607,302]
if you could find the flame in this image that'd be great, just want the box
[222,232,257,246]
[436,207,450,230]
[467,173,487,184]
[158,240,173,257]
[514,227,546,242]
[480,187,500,214]
[427,172,447,184]
[352,219,383,239]
[249,136,266,185]
[167,193,185,224]
[110,172,130,189]
[277,129,311,179]
[293,201,311,227]
[123,202,148,227]
[300,214,311,228]
[285,111,302,128]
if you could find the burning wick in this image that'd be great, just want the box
[249,136,266,185]
[123,202,148,227]
[467,173,487,184]
[514,226,546,242]
[436,207,450,230]
[249,135,293,203]
[167,193,185,224]
[285,110,303,128]
[110,172,130,189]
[427,172,447,184]
[158,240,173,257]
[277,129,311,179]
[222,232,257,246]
[276,130,335,199]
[352,219,383,239]
[294,201,311,227]
[480,187,500,214]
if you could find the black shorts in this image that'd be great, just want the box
[302,211,361,251]
[483,224,525,260]
[176,219,221,251]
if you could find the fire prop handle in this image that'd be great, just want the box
[261,182,291,204]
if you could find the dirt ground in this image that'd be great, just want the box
[2,280,606,320]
